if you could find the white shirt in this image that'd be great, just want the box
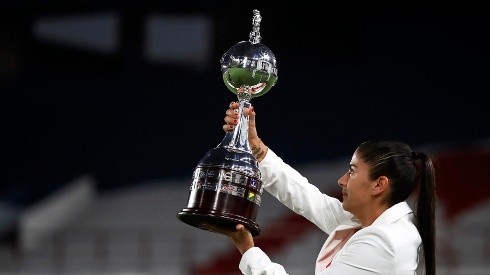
[239,149,421,275]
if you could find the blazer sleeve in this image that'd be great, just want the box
[259,148,358,234]
[239,247,289,275]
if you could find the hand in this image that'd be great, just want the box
[200,222,255,255]
[223,101,258,138]
[223,101,267,161]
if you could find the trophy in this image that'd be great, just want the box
[176,9,278,236]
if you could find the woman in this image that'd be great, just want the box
[202,102,436,275]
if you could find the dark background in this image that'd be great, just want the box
[1,1,489,207]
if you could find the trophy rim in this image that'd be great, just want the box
[176,209,261,237]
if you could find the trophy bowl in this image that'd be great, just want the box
[177,9,277,237]
[221,40,278,98]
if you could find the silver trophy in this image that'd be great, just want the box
[177,9,278,236]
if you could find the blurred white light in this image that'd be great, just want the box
[145,14,212,70]
[33,12,119,53]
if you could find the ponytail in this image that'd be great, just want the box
[415,153,436,275]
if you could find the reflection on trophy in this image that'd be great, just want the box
[176,9,278,236]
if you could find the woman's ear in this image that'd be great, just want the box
[372,176,389,196]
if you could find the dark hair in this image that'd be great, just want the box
[355,140,436,275]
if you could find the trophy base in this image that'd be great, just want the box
[177,146,263,237]
[177,209,260,236]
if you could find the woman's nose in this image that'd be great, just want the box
[338,173,347,187]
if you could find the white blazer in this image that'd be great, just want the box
[239,149,421,275]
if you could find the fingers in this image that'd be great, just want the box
[201,222,254,255]
[231,224,254,254]
[235,224,249,235]
[223,105,238,132]
[248,106,256,129]
[223,101,254,132]
[199,222,250,240]
[199,222,233,236]
[225,101,258,140]
[228,101,253,115]
[229,101,239,110]
[234,224,252,239]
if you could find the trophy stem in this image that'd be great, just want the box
[217,90,252,153]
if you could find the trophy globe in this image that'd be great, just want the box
[176,9,278,236]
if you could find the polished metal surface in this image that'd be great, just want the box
[177,9,278,236]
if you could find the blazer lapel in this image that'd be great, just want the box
[316,225,361,272]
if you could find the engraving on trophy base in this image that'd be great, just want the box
[177,165,262,236]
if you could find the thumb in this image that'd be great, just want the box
[247,106,259,139]
[235,224,245,231]
[235,224,251,239]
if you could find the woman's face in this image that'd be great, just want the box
[337,151,373,215]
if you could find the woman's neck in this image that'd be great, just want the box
[356,204,390,228]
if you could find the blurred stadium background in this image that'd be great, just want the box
[1,1,489,274]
